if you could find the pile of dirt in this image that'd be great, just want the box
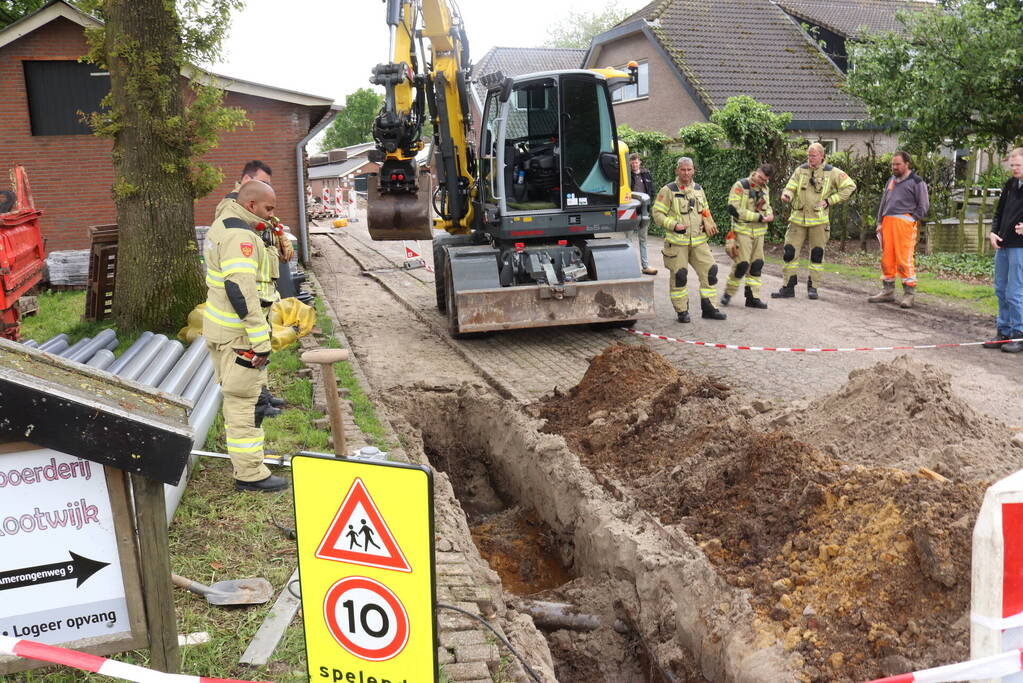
[538,344,986,682]
[782,354,1019,482]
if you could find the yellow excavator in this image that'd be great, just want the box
[367,0,655,337]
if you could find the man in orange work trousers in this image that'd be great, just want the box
[868,151,929,309]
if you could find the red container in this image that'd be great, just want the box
[0,166,47,340]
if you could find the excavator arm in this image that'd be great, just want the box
[368,0,476,240]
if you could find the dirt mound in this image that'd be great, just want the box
[783,354,1018,482]
[539,344,985,682]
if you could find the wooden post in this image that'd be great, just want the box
[130,473,180,673]
[301,348,351,456]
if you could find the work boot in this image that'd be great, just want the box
[899,286,916,309]
[1002,336,1023,353]
[868,280,896,303]
[983,332,1009,349]
[745,287,767,309]
[807,278,819,300]
[771,275,796,299]
[259,386,286,408]
[235,474,290,492]
[642,266,658,275]
[677,310,691,323]
[720,293,732,307]
[700,297,726,320]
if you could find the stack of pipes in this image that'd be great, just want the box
[22,331,222,521]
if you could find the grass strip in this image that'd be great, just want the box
[20,290,143,354]
[764,256,998,315]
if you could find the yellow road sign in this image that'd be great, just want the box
[293,454,436,682]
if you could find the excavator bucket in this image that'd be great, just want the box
[366,172,433,241]
[453,278,656,333]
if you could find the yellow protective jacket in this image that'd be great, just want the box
[652,182,713,246]
[215,182,281,303]
[782,163,855,226]
[728,176,772,237]
[202,201,273,354]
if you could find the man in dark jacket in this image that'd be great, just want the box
[629,153,657,275]
[986,148,1023,353]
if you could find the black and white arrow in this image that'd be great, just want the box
[0,552,109,591]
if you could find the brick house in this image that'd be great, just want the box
[584,0,929,153]
[0,1,335,253]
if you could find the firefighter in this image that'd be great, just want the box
[773,143,856,299]
[651,156,726,323]
[215,161,293,417]
[722,163,775,309]
[203,180,288,492]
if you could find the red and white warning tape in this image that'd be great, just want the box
[862,647,1023,682]
[0,635,269,683]
[625,328,1020,353]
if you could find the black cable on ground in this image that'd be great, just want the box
[435,603,542,682]
[287,578,301,600]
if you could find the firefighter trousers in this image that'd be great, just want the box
[207,338,271,483]
[782,223,829,288]
[725,232,765,298]
[662,241,717,313]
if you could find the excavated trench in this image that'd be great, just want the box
[386,344,1021,682]
[388,386,766,682]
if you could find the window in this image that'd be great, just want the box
[23,60,109,136]
[610,60,649,103]
[818,139,838,155]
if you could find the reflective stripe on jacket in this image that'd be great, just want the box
[652,182,711,246]
[729,176,772,237]
[202,201,272,353]
[783,164,856,226]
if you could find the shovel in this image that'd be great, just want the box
[171,573,274,606]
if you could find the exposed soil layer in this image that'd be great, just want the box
[534,578,709,683]
[539,344,991,682]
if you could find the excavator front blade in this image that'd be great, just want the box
[366,173,433,241]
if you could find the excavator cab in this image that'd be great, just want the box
[478,72,621,239]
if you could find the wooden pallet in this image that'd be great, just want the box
[85,224,118,321]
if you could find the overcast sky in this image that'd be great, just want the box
[210,0,647,106]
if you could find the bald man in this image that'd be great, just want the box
[203,180,288,492]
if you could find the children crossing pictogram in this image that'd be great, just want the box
[315,478,411,572]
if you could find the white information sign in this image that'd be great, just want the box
[0,447,130,644]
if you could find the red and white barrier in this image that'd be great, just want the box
[625,327,1022,353]
[334,187,345,217]
[971,470,1023,682]
[862,647,1023,682]
[0,635,269,683]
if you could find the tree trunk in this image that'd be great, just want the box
[106,0,204,334]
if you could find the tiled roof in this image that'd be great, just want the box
[618,0,867,121]
[775,0,933,38]
[469,47,585,109]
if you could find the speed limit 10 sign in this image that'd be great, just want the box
[293,454,436,682]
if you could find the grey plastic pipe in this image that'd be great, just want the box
[37,333,69,351]
[85,349,116,371]
[56,337,90,358]
[116,334,167,381]
[181,356,215,404]
[67,329,117,363]
[107,331,154,375]
[39,339,69,355]
[158,337,207,396]
[137,339,185,388]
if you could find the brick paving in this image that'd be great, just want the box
[316,213,1023,425]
